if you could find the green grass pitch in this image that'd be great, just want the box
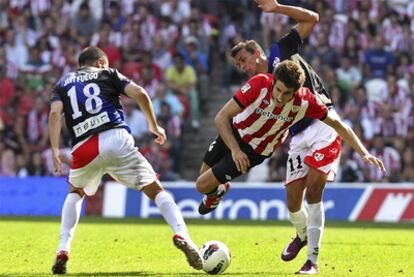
[0,217,413,276]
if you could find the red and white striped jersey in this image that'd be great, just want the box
[232,73,328,156]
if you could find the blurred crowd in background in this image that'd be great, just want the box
[0,0,413,183]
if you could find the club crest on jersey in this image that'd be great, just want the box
[241,83,251,93]
[272,57,281,68]
[314,153,324,161]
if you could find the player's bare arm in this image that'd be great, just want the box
[48,100,64,175]
[215,99,250,174]
[256,0,319,39]
[124,82,166,145]
[322,110,386,173]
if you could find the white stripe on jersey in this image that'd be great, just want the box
[233,88,268,126]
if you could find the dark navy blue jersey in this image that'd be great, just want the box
[50,67,132,145]
[268,29,332,136]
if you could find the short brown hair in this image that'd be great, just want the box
[273,60,305,91]
[231,40,265,58]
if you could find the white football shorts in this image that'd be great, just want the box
[286,120,341,185]
[68,128,157,196]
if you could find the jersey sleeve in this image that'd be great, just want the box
[110,68,132,95]
[49,83,63,103]
[303,87,328,120]
[277,29,303,60]
[268,29,303,72]
[233,74,267,109]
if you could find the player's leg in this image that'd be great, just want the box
[302,169,328,270]
[52,185,85,275]
[281,178,308,262]
[196,135,232,214]
[108,128,202,269]
[281,131,310,262]
[296,121,341,275]
[52,134,105,274]
[141,180,203,270]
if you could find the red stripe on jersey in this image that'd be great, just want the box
[71,134,99,169]
[255,96,302,154]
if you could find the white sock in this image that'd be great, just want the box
[155,191,190,238]
[57,193,83,253]
[289,207,308,241]
[307,202,325,264]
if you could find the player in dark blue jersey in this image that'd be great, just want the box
[49,47,202,274]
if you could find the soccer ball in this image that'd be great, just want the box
[199,240,231,275]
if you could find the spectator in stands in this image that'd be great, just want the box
[70,1,99,39]
[123,97,149,145]
[166,53,200,130]
[336,55,362,95]
[157,101,182,172]
[363,35,395,79]
[152,83,184,118]
[0,149,17,176]
[368,135,401,182]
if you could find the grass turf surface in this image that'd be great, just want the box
[0,217,413,276]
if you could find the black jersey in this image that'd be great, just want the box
[50,67,132,145]
[267,29,332,136]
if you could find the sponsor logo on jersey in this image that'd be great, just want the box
[73,111,110,137]
[241,83,251,93]
[255,108,292,121]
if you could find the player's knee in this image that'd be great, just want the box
[306,185,324,203]
[287,196,302,212]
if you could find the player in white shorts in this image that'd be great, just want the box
[230,0,342,274]
[48,46,202,274]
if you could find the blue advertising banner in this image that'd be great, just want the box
[0,177,81,216]
[122,185,365,220]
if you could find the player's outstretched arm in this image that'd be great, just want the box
[322,110,386,173]
[215,99,250,174]
[124,82,166,145]
[48,101,63,175]
[255,0,319,40]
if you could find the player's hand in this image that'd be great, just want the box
[150,125,167,145]
[362,154,386,173]
[255,0,280,13]
[52,149,63,176]
[231,148,250,174]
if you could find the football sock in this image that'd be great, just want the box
[155,191,189,238]
[288,207,308,241]
[57,193,84,253]
[307,202,324,264]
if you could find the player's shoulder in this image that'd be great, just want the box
[296,87,313,99]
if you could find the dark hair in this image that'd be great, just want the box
[230,40,265,58]
[273,60,305,91]
[78,46,107,66]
